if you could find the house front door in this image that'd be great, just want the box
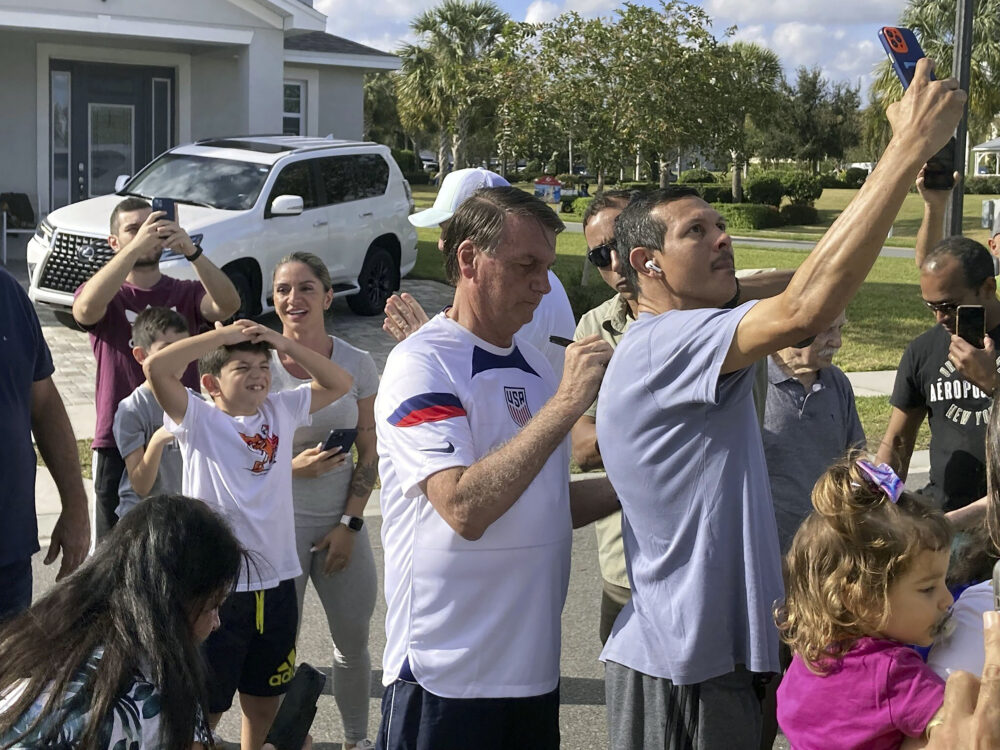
[51,60,175,208]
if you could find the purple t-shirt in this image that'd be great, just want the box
[777,637,944,749]
[74,276,206,448]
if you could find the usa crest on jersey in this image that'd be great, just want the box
[504,386,532,427]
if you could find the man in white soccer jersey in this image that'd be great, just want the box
[374,187,619,750]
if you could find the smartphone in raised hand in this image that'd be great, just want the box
[878,26,954,190]
[150,197,176,223]
[957,305,986,348]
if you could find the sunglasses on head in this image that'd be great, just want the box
[587,242,616,268]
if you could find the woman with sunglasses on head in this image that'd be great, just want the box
[0,494,245,750]
[268,252,380,750]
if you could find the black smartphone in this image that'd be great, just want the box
[264,662,326,750]
[549,335,573,347]
[957,305,985,348]
[322,428,357,454]
[924,137,956,190]
[150,197,176,223]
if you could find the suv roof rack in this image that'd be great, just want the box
[191,135,375,156]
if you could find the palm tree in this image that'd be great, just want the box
[720,42,784,201]
[866,0,1000,163]
[397,0,509,174]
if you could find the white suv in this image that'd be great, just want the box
[27,136,418,318]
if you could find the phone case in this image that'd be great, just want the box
[151,197,176,223]
[323,429,357,454]
[264,662,326,750]
[957,305,986,348]
[878,27,932,88]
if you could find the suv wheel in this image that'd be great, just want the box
[348,247,398,316]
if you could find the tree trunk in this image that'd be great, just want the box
[437,131,449,180]
[731,151,744,203]
[452,110,469,171]
[658,154,670,188]
[597,168,605,192]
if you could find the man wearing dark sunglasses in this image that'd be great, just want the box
[878,235,1000,512]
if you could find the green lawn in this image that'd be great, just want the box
[856,395,930,452]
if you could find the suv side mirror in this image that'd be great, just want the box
[270,195,304,216]
[114,175,130,192]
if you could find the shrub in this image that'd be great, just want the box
[782,172,823,206]
[679,168,716,184]
[843,167,868,188]
[965,176,1000,195]
[556,173,580,187]
[391,149,417,173]
[820,173,849,189]
[616,181,658,191]
[780,203,819,225]
[713,203,783,230]
[572,196,595,215]
[744,175,785,208]
[697,184,733,204]
[403,171,430,185]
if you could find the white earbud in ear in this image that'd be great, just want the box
[645,260,662,273]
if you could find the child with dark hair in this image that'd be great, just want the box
[144,319,352,750]
[775,454,954,748]
[0,494,245,749]
[113,306,193,518]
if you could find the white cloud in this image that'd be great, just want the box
[704,0,906,25]
[525,0,560,23]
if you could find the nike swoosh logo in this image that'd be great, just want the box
[420,442,455,454]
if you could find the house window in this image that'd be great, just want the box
[51,71,71,210]
[283,81,305,136]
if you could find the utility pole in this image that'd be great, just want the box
[946,0,974,236]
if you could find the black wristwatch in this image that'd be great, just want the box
[340,514,364,532]
[185,243,204,262]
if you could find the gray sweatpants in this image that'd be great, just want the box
[606,660,762,750]
[294,521,378,744]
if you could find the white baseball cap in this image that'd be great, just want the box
[408,168,510,228]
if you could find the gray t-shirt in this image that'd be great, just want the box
[595,302,783,685]
[763,357,865,552]
[112,384,187,517]
[269,336,379,523]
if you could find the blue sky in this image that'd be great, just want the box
[318,0,912,95]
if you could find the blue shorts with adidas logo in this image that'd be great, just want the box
[202,578,298,712]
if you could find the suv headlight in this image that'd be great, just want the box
[34,218,54,246]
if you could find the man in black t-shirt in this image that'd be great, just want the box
[878,236,1000,510]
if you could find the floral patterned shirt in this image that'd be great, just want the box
[0,649,209,748]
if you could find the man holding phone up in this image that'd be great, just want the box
[596,59,964,749]
[73,197,240,539]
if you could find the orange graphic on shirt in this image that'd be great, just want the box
[239,424,279,474]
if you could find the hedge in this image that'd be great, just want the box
[572,196,594,215]
[679,168,716,183]
[391,149,417,173]
[780,203,819,226]
[712,203,783,230]
[964,176,1000,195]
[696,184,733,204]
[404,171,431,185]
[783,172,823,205]
[843,167,868,188]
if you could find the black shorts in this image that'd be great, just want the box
[375,677,559,750]
[203,578,299,713]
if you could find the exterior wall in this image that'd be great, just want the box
[240,28,285,135]
[0,34,40,213]
[0,0,264,28]
[191,52,246,139]
[316,67,365,140]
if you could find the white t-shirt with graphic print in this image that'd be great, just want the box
[165,386,312,591]
[375,312,572,699]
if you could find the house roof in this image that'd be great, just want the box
[972,137,1000,152]
[284,31,396,58]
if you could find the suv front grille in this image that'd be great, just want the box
[39,232,114,293]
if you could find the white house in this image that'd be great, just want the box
[0,0,399,218]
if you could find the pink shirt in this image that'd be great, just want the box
[777,637,944,750]
[75,276,205,448]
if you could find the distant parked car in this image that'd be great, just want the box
[27,135,417,319]
[421,158,439,172]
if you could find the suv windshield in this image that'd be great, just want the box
[124,154,273,210]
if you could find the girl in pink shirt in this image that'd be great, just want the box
[776,456,954,749]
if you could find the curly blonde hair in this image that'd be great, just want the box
[775,452,952,672]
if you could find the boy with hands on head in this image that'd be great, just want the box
[143,318,352,750]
